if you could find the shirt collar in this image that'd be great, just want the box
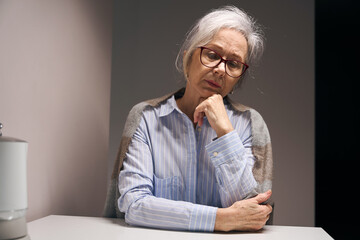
[158,93,231,118]
[158,95,182,117]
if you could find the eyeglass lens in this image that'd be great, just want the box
[200,48,246,78]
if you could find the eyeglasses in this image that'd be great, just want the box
[199,47,249,78]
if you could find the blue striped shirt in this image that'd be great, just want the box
[118,95,257,231]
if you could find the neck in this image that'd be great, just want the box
[176,86,204,122]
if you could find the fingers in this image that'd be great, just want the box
[193,98,205,125]
[266,204,273,214]
[194,110,205,126]
[253,190,272,204]
[193,96,212,126]
[262,204,273,219]
[261,210,272,227]
[193,94,234,137]
[257,203,272,217]
[227,198,272,232]
[253,205,272,230]
[240,215,269,231]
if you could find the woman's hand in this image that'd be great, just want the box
[193,94,234,138]
[214,190,273,232]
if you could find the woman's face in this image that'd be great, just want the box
[185,28,248,98]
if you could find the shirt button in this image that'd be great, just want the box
[197,127,201,132]
[213,152,218,157]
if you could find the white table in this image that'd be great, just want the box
[28,215,333,240]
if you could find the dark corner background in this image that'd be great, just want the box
[315,0,359,239]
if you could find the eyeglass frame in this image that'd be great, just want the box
[199,46,249,78]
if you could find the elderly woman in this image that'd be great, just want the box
[104,6,273,232]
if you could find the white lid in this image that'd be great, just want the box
[0,123,27,143]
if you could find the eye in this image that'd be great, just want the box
[227,60,242,69]
[205,51,220,61]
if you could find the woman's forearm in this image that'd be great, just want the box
[122,194,217,231]
[206,130,257,207]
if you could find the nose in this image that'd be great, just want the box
[213,60,226,77]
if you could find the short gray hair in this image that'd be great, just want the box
[175,6,265,79]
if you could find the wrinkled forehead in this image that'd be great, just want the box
[205,28,248,61]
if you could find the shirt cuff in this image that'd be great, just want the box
[188,204,217,232]
[205,130,246,167]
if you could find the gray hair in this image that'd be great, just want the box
[175,6,265,80]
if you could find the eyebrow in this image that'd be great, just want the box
[206,44,244,61]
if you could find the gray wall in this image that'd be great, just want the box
[109,0,314,226]
[0,0,112,221]
[0,0,314,226]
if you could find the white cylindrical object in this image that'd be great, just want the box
[0,138,28,219]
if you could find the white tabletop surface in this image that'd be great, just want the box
[28,215,333,240]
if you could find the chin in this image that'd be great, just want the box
[200,89,218,97]
[202,87,224,97]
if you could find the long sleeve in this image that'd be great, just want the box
[118,118,217,231]
[205,126,257,208]
[117,95,261,231]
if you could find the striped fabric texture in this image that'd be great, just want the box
[118,95,257,231]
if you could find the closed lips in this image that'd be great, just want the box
[205,80,221,88]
